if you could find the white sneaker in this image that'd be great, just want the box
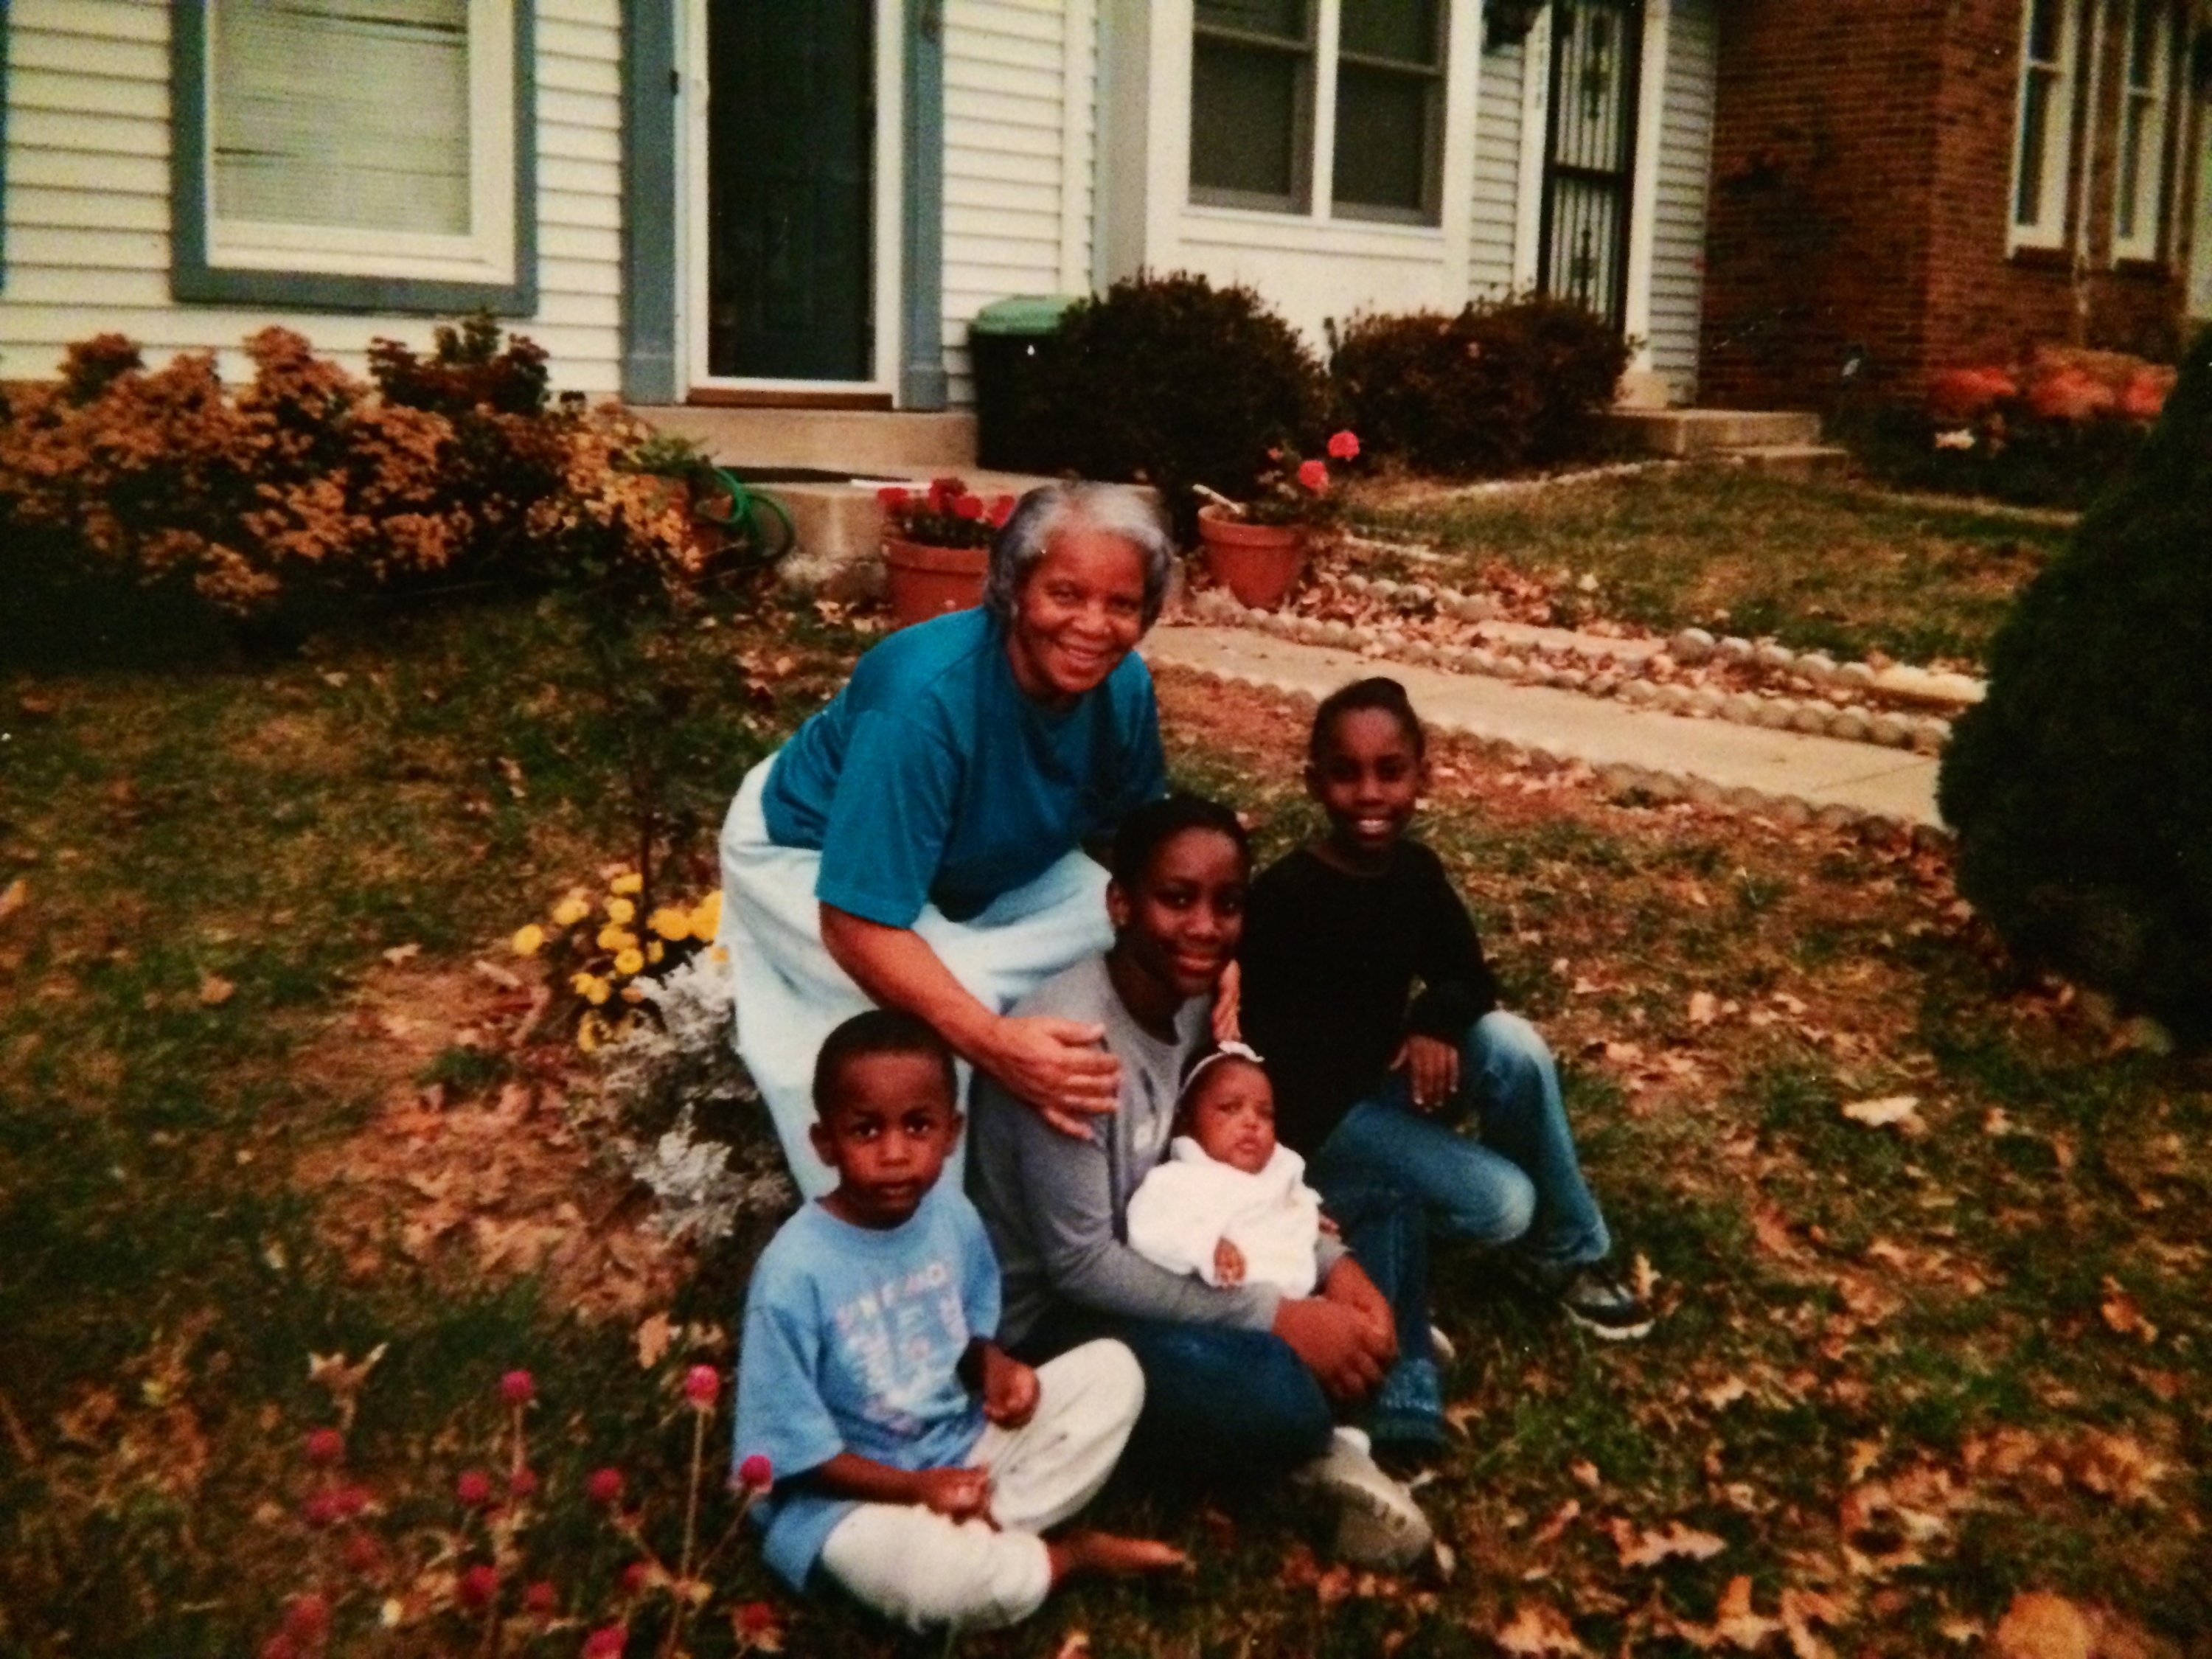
[1293,1427,1434,1570]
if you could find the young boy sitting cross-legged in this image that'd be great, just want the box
[734,1009,1186,1633]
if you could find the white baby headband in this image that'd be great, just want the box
[1178,1040,1266,1105]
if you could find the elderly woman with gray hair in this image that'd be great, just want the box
[719,482,1193,1194]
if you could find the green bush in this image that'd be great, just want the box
[1027,271,1327,531]
[1938,327,2212,1043]
[1329,296,1630,476]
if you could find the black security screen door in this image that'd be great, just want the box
[706,0,874,380]
[1538,0,1642,333]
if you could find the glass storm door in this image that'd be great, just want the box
[1538,0,1643,333]
[705,0,874,380]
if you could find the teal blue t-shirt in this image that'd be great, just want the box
[733,1186,999,1590]
[760,609,1166,926]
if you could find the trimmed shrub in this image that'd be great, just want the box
[1937,327,2212,1043]
[1026,271,1328,531]
[1329,296,1630,476]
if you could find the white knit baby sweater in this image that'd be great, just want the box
[1124,1137,1324,1295]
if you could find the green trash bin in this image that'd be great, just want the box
[969,295,1079,473]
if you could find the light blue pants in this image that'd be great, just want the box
[1309,1012,1611,1271]
[718,757,1114,1197]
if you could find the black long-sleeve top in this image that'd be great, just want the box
[1239,841,1500,1156]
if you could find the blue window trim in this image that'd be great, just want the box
[170,0,538,314]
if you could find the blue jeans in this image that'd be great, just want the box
[1011,1308,1335,1481]
[1310,1012,1611,1272]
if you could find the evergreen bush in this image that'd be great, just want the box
[1329,296,1630,476]
[1026,272,1327,532]
[1938,327,2212,1043]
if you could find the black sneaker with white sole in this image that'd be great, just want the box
[1509,1259,1655,1341]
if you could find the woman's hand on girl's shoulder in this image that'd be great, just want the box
[981,1014,1121,1137]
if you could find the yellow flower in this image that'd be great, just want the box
[647,940,665,964]
[511,924,546,957]
[620,983,646,1003]
[605,897,636,925]
[647,905,691,941]
[551,894,590,928]
[613,947,645,976]
[597,923,639,953]
[610,872,644,897]
[568,973,610,1006]
[577,1013,608,1053]
[689,889,724,942]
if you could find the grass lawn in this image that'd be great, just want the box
[1349,467,2075,670]
[2,588,2205,1657]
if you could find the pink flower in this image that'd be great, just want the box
[1297,459,1329,493]
[456,1469,495,1507]
[737,1453,773,1492]
[582,1627,628,1659]
[684,1366,720,1408]
[987,494,1016,527]
[303,1427,344,1466]
[283,1592,332,1641]
[499,1369,536,1405]
[585,1466,625,1506]
[874,485,910,510]
[524,1580,559,1618]
[458,1563,499,1611]
[509,1466,539,1499]
[1326,429,1361,461]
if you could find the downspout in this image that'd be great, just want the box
[2073,0,2109,341]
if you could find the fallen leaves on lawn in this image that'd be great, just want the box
[1495,1600,1587,1657]
[1529,1498,1582,1546]
[2099,1277,2158,1344]
[198,974,237,1006]
[1688,991,1719,1028]
[1607,1517,1726,1569]
[1840,1093,1924,1135]
[0,877,27,925]
[307,1343,388,1430]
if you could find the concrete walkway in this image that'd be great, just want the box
[1143,625,1944,827]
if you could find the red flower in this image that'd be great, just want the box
[303,1427,344,1466]
[1326,429,1361,460]
[283,1592,332,1641]
[619,1561,653,1596]
[874,485,911,510]
[329,1484,371,1520]
[509,1466,539,1499]
[582,1627,628,1659]
[260,1635,299,1659]
[586,1466,625,1506]
[735,1600,779,1636]
[459,1563,499,1611]
[499,1369,535,1405]
[301,1489,345,1528]
[987,494,1016,527]
[926,477,960,512]
[953,493,985,520]
[341,1530,387,1576]
[737,1453,774,1492]
[524,1581,559,1618]
[456,1469,495,1507]
[1297,459,1329,493]
[684,1366,720,1408]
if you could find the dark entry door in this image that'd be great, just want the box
[1538,0,1642,333]
[706,0,874,380]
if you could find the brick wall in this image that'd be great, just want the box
[1701,0,2196,410]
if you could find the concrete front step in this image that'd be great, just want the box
[1724,442,1854,478]
[630,406,978,472]
[1606,407,1823,456]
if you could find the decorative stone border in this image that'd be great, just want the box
[1181,574,1975,757]
[1165,660,1952,852]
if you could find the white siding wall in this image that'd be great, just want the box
[0,0,625,392]
[1468,36,1526,300]
[941,0,1093,406]
[1646,0,1715,397]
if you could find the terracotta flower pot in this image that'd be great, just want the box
[883,537,990,628]
[1198,505,1308,611]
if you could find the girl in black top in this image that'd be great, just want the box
[1239,678,1651,1341]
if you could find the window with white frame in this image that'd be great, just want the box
[2010,0,2081,250]
[178,0,526,305]
[2110,0,2177,262]
[1189,0,1448,224]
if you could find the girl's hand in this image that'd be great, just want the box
[979,1349,1040,1429]
[1392,1032,1460,1113]
[981,1015,1122,1136]
[914,1467,995,1523]
[1210,959,1242,1043]
[1212,1237,1247,1285]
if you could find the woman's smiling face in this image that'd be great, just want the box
[1108,826,1250,1006]
[1004,527,1149,706]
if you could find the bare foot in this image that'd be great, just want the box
[1046,1529,1191,1587]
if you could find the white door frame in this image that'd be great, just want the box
[679,0,906,399]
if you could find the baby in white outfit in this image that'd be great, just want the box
[1126,1043,1324,1295]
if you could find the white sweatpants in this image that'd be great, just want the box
[718,756,1114,1197]
[814,1340,1145,1632]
